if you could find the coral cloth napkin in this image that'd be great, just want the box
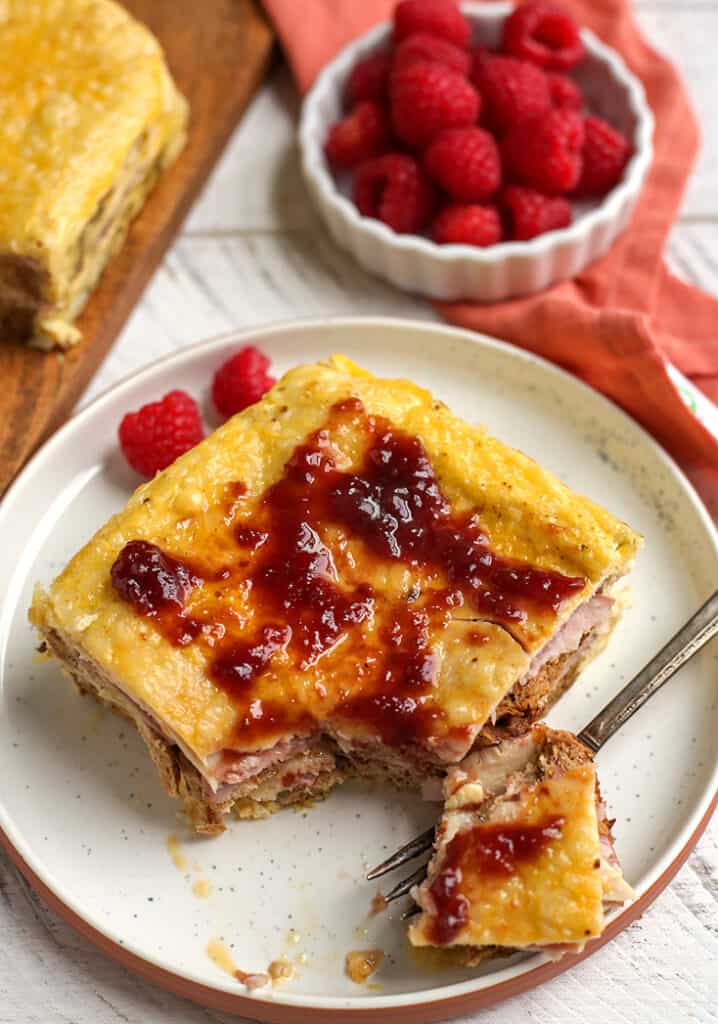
[262,0,718,517]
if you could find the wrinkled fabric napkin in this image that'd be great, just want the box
[262,0,718,515]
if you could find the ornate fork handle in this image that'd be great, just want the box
[577,589,718,753]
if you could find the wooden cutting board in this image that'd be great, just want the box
[0,0,274,495]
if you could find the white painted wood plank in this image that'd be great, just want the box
[85,219,718,407]
[667,222,718,293]
[636,0,718,7]
[84,232,437,404]
[636,7,718,219]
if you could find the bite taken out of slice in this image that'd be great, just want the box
[30,356,641,834]
[409,724,633,961]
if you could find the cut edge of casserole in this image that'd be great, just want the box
[32,592,624,832]
[29,355,642,833]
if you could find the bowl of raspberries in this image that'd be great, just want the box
[299,0,653,302]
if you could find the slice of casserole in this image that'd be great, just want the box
[0,0,188,349]
[409,725,633,959]
[30,356,641,832]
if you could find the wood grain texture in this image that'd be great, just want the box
[1,1,718,1020]
[0,0,274,496]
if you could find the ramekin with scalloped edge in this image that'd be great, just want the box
[299,1,654,303]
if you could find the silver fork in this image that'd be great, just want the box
[366,589,718,902]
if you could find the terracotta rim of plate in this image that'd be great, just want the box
[1,786,716,1023]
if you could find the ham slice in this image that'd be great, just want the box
[523,593,614,681]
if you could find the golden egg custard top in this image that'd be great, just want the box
[0,0,187,281]
[409,764,604,949]
[31,356,641,765]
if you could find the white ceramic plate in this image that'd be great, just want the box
[1,318,717,1023]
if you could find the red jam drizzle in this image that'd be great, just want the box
[110,399,584,747]
[427,816,565,945]
[211,624,292,695]
[241,430,376,672]
[110,540,204,647]
[329,426,583,620]
[110,540,200,613]
[338,605,446,746]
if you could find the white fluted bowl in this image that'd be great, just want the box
[299,1,654,302]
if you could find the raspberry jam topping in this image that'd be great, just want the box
[427,816,566,944]
[110,400,584,748]
[337,604,446,746]
[110,540,201,616]
[327,416,583,619]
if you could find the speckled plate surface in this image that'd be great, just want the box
[1,318,717,1023]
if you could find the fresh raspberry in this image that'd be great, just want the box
[424,127,501,201]
[393,0,471,49]
[503,2,584,71]
[502,108,584,193]
[324,100,391,168]
[119,390,204,477]
[473,54,551,134]
[502,184,572,240]
[390,61,480,148]
[212,346,276,419]
[547,72,582,110]
[346,53,392,103]
[395,33,471,76]
[353,153,436,233]
[574,115,631,196]
[472,45,493,69]
[432,203,503,245]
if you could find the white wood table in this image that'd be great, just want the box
[2,6,717,1021]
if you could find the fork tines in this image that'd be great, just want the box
[365,826,435,880]
[383,864,428,903]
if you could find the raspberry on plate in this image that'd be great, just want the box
[424,127,501,202]
[354,153,436,233]
[324,100,391,168]
[547,72,583,110]
[119,390,204,477]
[390,61,480,148]
[502,108,584,194]
[503,2,584,72]
[346,53,392,104]
[212,346,276,419]
[395,32,471,76]
[393,0,471,50]
[575,115,631,196]
[501,184,572,240]
[432,203,503,246]
[473,54,551,134]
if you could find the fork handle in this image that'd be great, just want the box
[577,590,718,753]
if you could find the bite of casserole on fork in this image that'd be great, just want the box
[409,724,633,961]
